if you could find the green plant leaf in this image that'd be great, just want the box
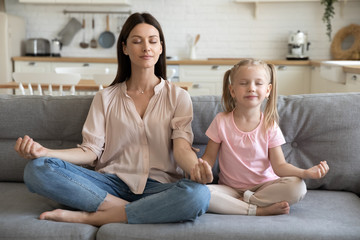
[321,0,338,41]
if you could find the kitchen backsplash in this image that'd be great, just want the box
[4,0,360,60]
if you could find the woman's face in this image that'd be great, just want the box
[122,23,163,70]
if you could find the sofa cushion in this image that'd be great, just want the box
[0,182,98,240]
[0,95,93,182]
[277,93,360,196]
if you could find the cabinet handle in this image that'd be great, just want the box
[277,65,287,71]
[193,83,200,88]
[83,63,90,67]
[28,62,36,66]
[352,75,357,81]
[211,65,220,70]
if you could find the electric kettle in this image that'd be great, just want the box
[51,39,62,57]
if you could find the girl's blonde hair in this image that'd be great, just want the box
[222,58,278,130]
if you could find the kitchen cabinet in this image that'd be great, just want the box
[51,62,117,72]
[179,65,231,96]
[180,64,311,96]
[91,0,130,3]
[14,60,117,79]
[14,61,52,73]
[276,65,310,95]
[345,73,360,92]
[55,0,90,3]
[19,0,130,5]
[19,0,54,3]
[310,66,328,93]
[310,66,360,93]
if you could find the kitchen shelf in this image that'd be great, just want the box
[63,10,131,15]
[234,0,351,18]
[234,0,354,2]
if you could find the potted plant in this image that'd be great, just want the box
[321,0,338,41]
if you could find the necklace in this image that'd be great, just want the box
[138,89,144,94]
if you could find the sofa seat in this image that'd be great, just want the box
[1,183,359,240]
[0,183,98,240]
[98,190,360,240]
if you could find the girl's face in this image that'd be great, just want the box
[122,23,163,69]
[229,65,272,109]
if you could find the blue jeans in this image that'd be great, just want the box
[23,157,210,224]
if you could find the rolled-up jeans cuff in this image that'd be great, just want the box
[248,204,257,216]
[244,190,255,203]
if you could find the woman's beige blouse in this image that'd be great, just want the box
[79,79,194,194]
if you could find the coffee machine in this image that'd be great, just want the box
[286,30,310,60]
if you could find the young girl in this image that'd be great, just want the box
[191,59,329,216]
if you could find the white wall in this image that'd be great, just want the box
[5,0,360,60]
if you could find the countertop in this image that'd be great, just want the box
[12,56,311,66]
[12,57,360,74]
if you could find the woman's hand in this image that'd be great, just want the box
[14,135,48,160]
[191,158,213,184]
[303,161,329,179]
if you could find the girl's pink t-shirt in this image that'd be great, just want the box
[206,111,286,190]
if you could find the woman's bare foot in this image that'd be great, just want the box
[39,209,90,223]
[39,204,127,226]
[39,194,129,226]
[256,201,290,216]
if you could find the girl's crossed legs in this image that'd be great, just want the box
[207,177,306,216]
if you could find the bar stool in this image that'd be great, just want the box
[93,73,116,90]
[12,72,81,96]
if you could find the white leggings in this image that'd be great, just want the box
[207,177,307,216]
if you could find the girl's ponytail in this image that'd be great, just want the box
[263,63,279,130]
[222,69,236,112]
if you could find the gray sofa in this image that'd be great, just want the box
[0,93,359,240]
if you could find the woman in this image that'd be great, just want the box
[14,12,211,226]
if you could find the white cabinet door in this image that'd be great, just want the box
[345,73,360,92]
[91,0,130,4]
[51,62,117,79]
[276,65,310,95]
[310,66,328,93]
[51,62,117,72]
[55,0,90,3]
[179,65,231,96]
[19,0,55,2]
[20,0,130,4]
[180,64,311,96]
[310,66,358,93]
[14,60,117,80]
[14,61,52,73]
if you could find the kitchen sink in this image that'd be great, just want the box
[320,61,360,83]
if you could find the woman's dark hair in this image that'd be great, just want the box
[110,12,167,85]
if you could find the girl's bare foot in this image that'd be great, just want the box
[256,201,290,216]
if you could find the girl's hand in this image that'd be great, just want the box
[14,135,48,159]
[191,158,213,184]
[303,161,329,179]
